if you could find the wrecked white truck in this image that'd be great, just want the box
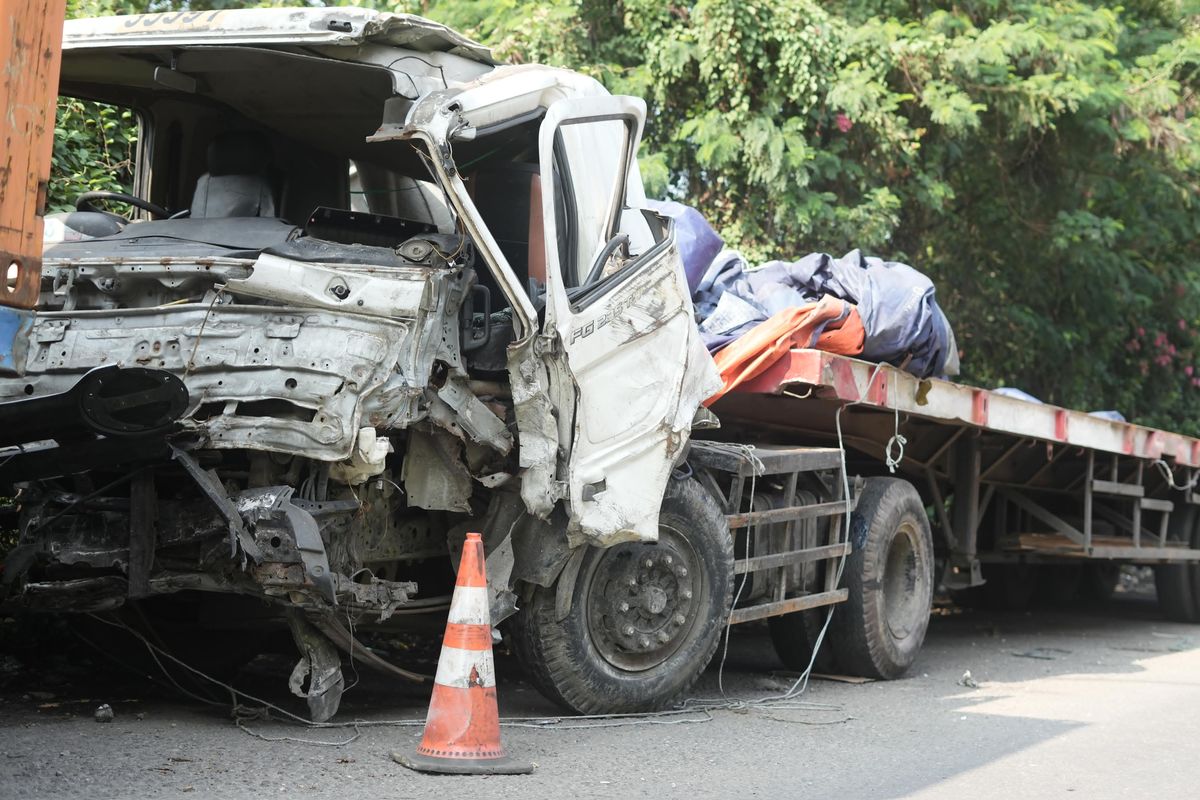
[0,8,731,720]
[13,7,1197,725]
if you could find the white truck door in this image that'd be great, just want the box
[536,96,721,545]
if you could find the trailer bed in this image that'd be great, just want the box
[710,349,1200,573]
[733,349,1200,468]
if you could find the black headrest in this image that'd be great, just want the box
[206,131,271,176]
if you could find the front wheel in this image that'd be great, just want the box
[508,477,733,714]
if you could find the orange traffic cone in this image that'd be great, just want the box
[392,532,533,775]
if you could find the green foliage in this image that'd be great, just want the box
[52,0,1200,434]
[49,99,138,214]
[434,0,1200,433]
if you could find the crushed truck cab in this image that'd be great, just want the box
[0,7,717,720]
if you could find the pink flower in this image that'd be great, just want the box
[835,113,853,133]
[1137,327,1146,337]
[1187,366,1195,376]
[1180,319,1188,331]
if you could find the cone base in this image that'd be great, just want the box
[391,749,534,775]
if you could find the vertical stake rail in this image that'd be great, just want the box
[1133,461,1143,549]
[1084,451,1094,553]
[778,471,798,603]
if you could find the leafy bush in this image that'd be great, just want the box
[49,98,138,214]
[51,0,1200,434]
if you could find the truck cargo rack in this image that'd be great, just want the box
[689,442,856,624]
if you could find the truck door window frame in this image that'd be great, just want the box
[542,108,666,313]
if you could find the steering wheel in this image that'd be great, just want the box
[75,190,171,220]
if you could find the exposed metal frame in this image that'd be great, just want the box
[688,442,855,625]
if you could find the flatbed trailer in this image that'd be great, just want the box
[699,348,1200,634]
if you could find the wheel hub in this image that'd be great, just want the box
[585,528,703,671]
[883,521,927,641]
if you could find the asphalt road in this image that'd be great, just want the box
[2,591,1197,799]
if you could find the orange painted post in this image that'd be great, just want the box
[1,0,66,310]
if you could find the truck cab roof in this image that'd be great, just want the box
[62,7,494,63]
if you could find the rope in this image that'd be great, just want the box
[886,403,907,474]
[1153,459,1200,492]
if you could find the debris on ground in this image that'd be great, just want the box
[811,673,875,684]
[1010,647,1072,660]
[93,704,114,723]
[958,670,979,689]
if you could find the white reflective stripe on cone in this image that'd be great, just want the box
[433,644,497,689]
[447,586,490,626]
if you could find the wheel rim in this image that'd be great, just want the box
[882,519,927,641]
[583,523,706,672]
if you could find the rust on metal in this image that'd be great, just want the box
[1,0,65,309]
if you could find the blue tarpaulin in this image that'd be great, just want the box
[691,248,959,379]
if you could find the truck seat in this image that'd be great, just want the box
[190,131,277,218]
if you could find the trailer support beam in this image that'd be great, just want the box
[945,435,983,589]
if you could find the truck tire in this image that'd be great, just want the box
[829,477,934,679]
[1080,562,1120,604]
[769,606,839,674]
[981,563,1039,611]
[508,477,733,714]
[1036,564,1083,606]
[1156,506,1200,623]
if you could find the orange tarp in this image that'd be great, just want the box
[705,295,865,405]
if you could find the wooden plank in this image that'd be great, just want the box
[1,0,65,309]
[727,499,852,529]
[729,589,849,625]
[1092,479,1144,498]
[688,442,843,476]
[734,542,851,575]
[1140,497,1174,512]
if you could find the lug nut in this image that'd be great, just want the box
[628,577,639,588]
[638,636,650,649]
[682,589,693,600]
[618,602,630,613]
[676,566,688,577]
[673,614,687,626]
[644,558,654,569]
[623,625,635,636]
[664,555,673,565]
[656,631,670,644]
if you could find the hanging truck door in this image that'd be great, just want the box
[535,96,720,546]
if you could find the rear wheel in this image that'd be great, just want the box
[1156,506,1200,623]
[508,477,733,714]
[1036,564,1083,606]
[769,607,839,674]
[981,563,1039,611]
[1080,562,1120,604]
[829,478,934,679]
